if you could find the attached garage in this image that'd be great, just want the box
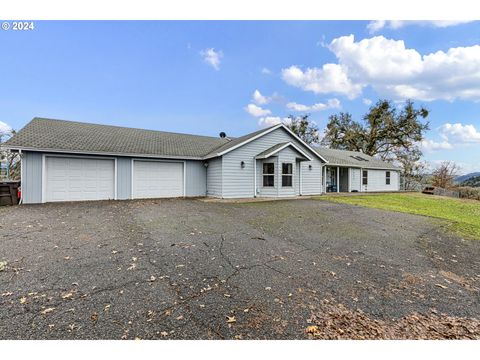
[44,156,115,202]
[132,160,184,199]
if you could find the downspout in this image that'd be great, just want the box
[253,157,257,198]
[19,149,23,204]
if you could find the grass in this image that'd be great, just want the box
[316,193,480,240]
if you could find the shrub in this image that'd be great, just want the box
[456,186,480,201]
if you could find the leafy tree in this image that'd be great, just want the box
[322,99,429,162]
[322,99,429,188]
[285,114,319,144]
[431,161,460,189]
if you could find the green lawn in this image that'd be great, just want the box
[316,193,480,239]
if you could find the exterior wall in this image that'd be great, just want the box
[350,168,361,192]
[116,157,131,200]
[21,152,208,203]
[206,157,222,197]
[185,160,207,197]
[22,151,43,204]
[362,169,400,192]
[256,157,278,197]
[222,127,323,198]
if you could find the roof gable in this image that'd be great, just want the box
[255,142,313,161]
[204,124,327,162]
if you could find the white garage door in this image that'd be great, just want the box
[45,157,115,202]
[133,160,184,199]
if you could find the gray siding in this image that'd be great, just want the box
[222,127,323,198]
[299,160,322,195]
[185,160,206,196]
[350,168,361,192]
[116,157,131,200]
[22,151,43,204]
[362,169,400,192]
[206,157,222,197]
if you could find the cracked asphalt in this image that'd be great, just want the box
[1,198,479,339]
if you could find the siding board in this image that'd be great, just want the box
[222,127,323,198]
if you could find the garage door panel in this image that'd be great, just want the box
[133,161,183,199]
[45,157,115,202]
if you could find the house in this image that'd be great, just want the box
[4,118,400,204]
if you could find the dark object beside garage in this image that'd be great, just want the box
[0,181,20,206]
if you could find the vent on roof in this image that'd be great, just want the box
[350,155,369,162]
[219,132,227,138]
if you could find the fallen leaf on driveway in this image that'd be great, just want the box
[149,276,156,282]
[104,304,111,311]
[176,315,184,320]
[41,307,55,315]
[91,312,98,322]
[226,315,236,323]
[0,261,7,272]
[1,292,13,297]
[435,284,448,289]
[61,292,73,300]
[19,297,27,304]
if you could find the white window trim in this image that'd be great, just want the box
[281,162,293,187]
[262,162,275,188]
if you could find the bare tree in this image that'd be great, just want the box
[0,127,20,180]
[431,161,460,189]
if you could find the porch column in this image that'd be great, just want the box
[323,165,327,193]
[337,166,340,193]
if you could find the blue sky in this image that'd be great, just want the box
[1,21,479,173]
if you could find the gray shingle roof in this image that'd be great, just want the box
[255,142,290,159]
[313,147,399,170]
[203,124,279,158]
[5,118,231,159]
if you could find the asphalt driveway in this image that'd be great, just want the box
[1,198,479,339]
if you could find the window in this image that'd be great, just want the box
[282,163,293,187]
[362,170,368,185]
[386,171,391,185]
[263,163,274,187]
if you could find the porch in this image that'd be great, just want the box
[323,166,350,193]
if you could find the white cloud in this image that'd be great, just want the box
[261,67,272,75]
[282,34,480,102]
[200,48,223,70]
[439,123,480,143]
[252,90,269,105]
[245,103,271,117]
[286,98,341,112]
[281,64,363,99]
[0,121,12,134]
[257,116,292,127]
[367,20,473,33]
[419,139,453,152]
[362,98,373,106]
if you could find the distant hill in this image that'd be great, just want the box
[461,175,480,188]
[455,172,480,184]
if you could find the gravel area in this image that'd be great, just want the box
[0,198,479,339]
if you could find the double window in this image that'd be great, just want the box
[386,171,391,185]
[263,163,275,187]
[362,170,368,185]
[282,163,293,187]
